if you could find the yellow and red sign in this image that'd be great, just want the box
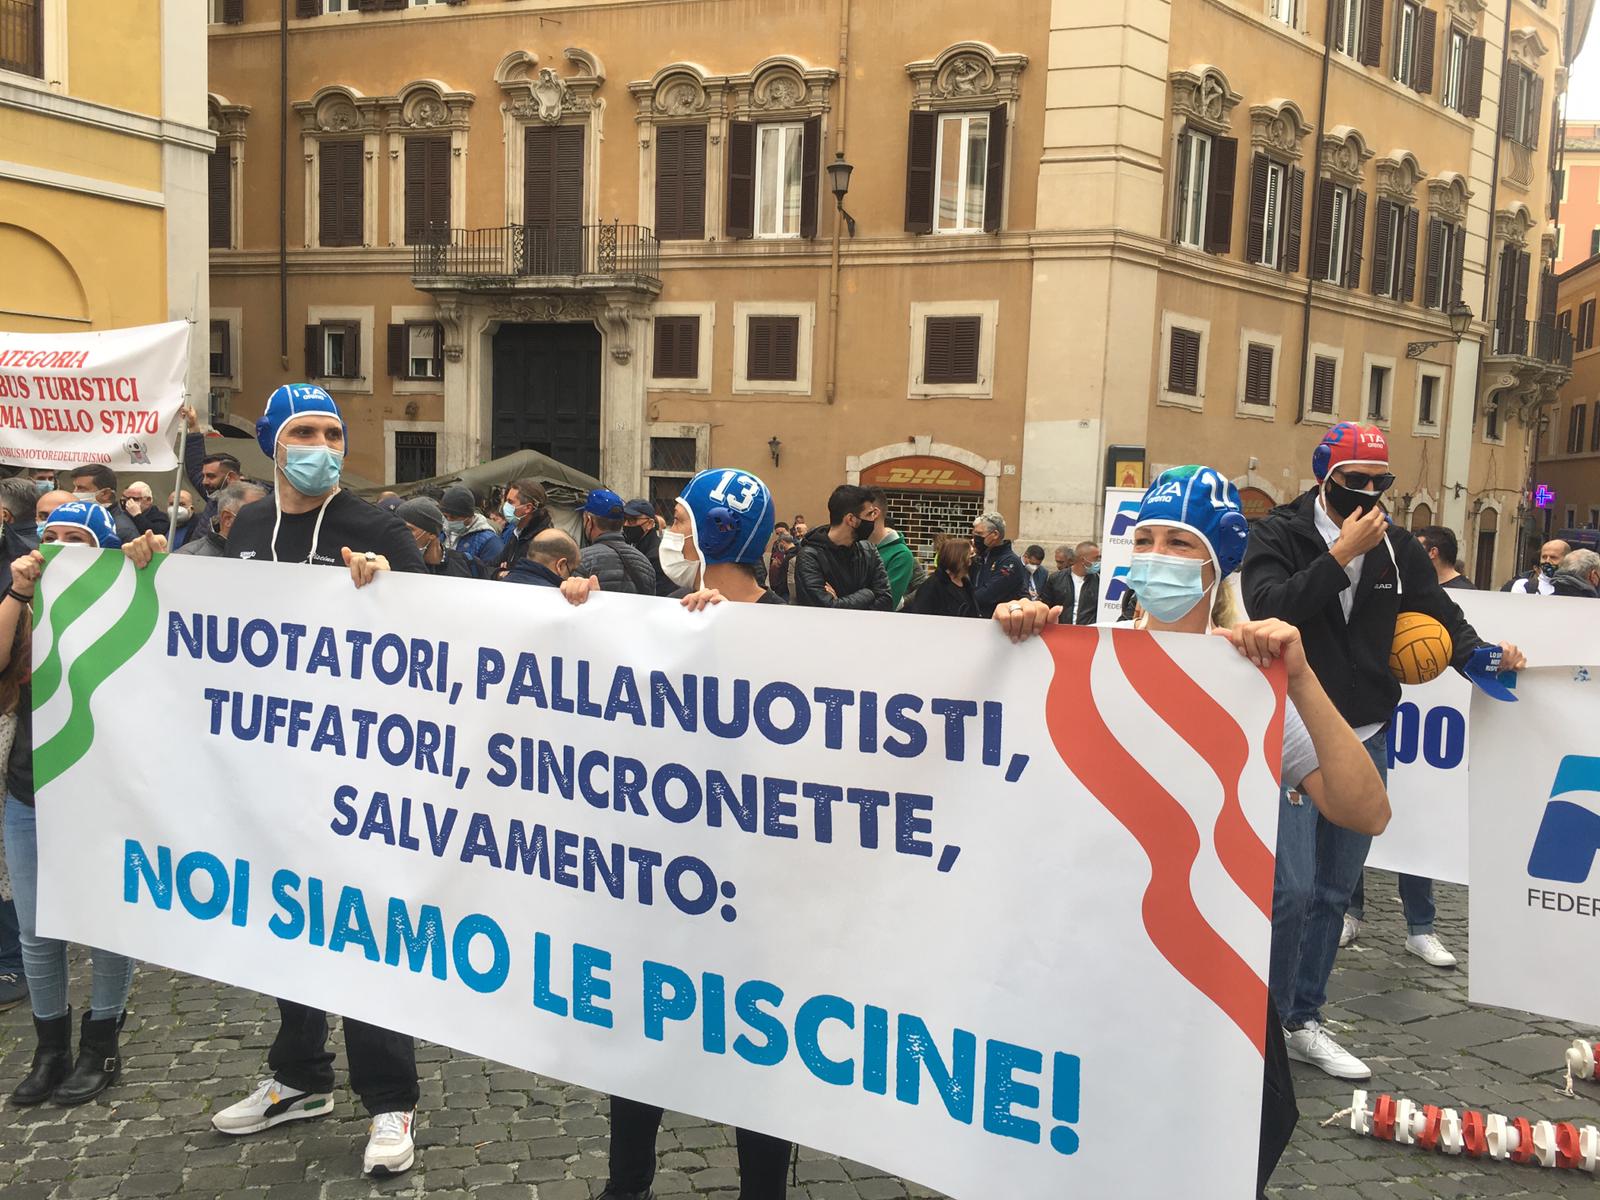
[861,456,984,493]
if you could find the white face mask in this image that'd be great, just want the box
[174,505,192,524]
[658,529,700,589]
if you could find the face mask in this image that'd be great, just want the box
[1087,561,1101,576]
[852,517,876,543]
[622,523,648,546]
[280,445,343,497]
[174,505,192,524]
[73,491,96,504]
[445,518,466,537]
[659,529,699,589]
[972,535,986,551]
[502,501,521,523]
[1127,552,1212,623]
[1541,561,1558,578]
[33,480,52,497]
[1323,478,1382,521]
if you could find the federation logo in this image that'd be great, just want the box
[1108,500,1142,538]
[1527,755,1600,884]
[1104,564,1131,603]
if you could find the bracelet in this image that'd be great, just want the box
[5,588,32,605]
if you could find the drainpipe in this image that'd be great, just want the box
[1294,1,1336,422]
[823,0,850,405]
[279,0,289,369]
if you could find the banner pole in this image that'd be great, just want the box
[167,274,201,546]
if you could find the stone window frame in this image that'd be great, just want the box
[1235,327,1283,420]
[208,93,251,251]
[292,85,382,249]
[208,307,243,394]
[1169,65,1243,138]
[496,48,607,227]
[647,301,716,394]
[390,304,445,397]
[306,304,374,394]
[1320,125,1375,188]
[907,299,999,400]
[1413,365,1445,437]
[732,300,815,397]
[1302,342,1345,426]
[378,80,474,247]
[1157,311,1210,411]
[629,64,729,241]
[1362,351,1397,428]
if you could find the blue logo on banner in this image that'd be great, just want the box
[1527,755,1600,884]
[1108,502,1141,539]
[1104,565,1131,603]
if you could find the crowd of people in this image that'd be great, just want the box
[0,383,1563,1197]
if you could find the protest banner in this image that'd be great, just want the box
[1470,670,1600,1027]
[33,549,1286,1199]
[1366,591,1593,886]
[0,321,188,471]
[1094,487,1144,623]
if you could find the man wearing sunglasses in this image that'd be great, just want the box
[1241,422,1525,1084]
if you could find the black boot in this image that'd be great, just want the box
[11,1010,72,1105]
[52,1011,123,1106]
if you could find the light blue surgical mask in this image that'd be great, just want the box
[1087,561,1101,576]
[1126,552,1211,623]
[280,445,343,497]
[502,501,520,523]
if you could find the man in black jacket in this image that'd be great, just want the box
[577,488,657,594]
[491,478,552,576]
[622,498,675,595]
[970,512,1035,615]
[1243,422,1524,1082]
[792,484,891,610]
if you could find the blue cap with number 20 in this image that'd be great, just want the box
[678,468,774,566]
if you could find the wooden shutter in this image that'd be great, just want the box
[1344,188,1366,289]
[341,321,361,379]
[210,321,231,377]
[296,0,318,17]
[387,324,408,378]
[905,111,937,234]
[1311,355,1337,414]
[1539,267,1558,322]
[1246,154,1269,265]
[223,0,245,23]
[1513,250,1530,325]
[653,316,699,379]
[748,316,799,381]
[1168,328,1201,396]
[304,324,323,377]
[554,124,583,229]
[1243,344,1273,406]
[799,116,821,239]
[1494,243,1517,330]
[430,322,444,376]
[1203,136,1237,255]
[319,139,362,247]
[726,120,755,239]
[1360,0,1384,66]
[1414,6,1435,93]
[1449,227,1465,305]
[654,125,706,241]
[403,136,448,245]
[1400,207,1419,303]
[381,0,406,9]
[1463,36,1485,118]
[983,104,1008,233]
[208,148,232,249]
[524,125,553,243]
[1551,102,1563,172]
[1424,217,1445,308]
[923,316,981,384]
[1371,200,1394,296]
[1310,177,1336,281]
[1528,75,1544,148]
[1501,67,1524,138]
[1283,165,1304,274]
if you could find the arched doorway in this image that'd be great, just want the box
[860,456,987,563]
[1410,502,1432,530]
[1473,506,1498,590]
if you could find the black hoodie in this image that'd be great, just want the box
[1241,488,1487,728]
[792,526,892,610]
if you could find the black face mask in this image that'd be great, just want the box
[1324,479,1382,521]
[622,524,648,546]
[852,517,876,543]
[972,535,986,551]
[1540,561,1558,578]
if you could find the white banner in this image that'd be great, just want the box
[0,321,187,471]
[33,550,1287,1200]
[1469,671,1600,1026]
[1095,487,1144,624]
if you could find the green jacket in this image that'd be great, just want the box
[874,530,916,609]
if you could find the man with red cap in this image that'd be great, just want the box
[1242,423,1524,1082]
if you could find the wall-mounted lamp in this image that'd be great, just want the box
[825,152,857,238]
[768,436,782,467]
[1406,302,1474,359]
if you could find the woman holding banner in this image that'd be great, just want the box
[994,464,1391,1198]
[4,502,145,1107]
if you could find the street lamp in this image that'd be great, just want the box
[826,152,857,238]
[768,436,782,467]
[1406,302,1474,359]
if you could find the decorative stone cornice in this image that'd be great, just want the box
[207,93,250,142]
[1507,28,1550,69]
[292,86,382,135]
[1375,151,1426,204]
[497,48,606,124]
[1320,126,1374,186]
[1541,231,1558,263]
[905,41,1028,110]
[490,296,601,322]
[726,56,836,119]
[1249,100,1313,162]
[1426,173,1472,222]
[380,80,473,132]
[628,63,729,126]
[1170,65,1241,135]
[1446,0,1487,20]
[1494,205,1537,247]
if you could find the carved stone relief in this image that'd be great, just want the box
[906,41,1028,109]
[1426,175,1472,222]
[1320,127,1374,186]
[1376,152,1426,203]
[1248,101,1312,161]
[1170,66,1241,135]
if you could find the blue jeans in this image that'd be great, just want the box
[1347,870,1435,935]
[3,795,135,1021]
[0,895,19,974]
[1269,730,1387,1029]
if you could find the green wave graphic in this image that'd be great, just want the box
[35,555,166,792]
[32,550,126,709]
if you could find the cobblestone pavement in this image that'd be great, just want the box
[0,871,1594,1199]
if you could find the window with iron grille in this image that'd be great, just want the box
[650,437,698,473]
[394,431,437,484]
[1311,355,1338,415]
[0,0,43,77]
[1167,327,1201,396]
[746,315,800,381]
[922,316,981,385]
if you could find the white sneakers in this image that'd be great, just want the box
[1405,932,1458,968]
[213,1078,416,1178]
[1339,914,1363,948]
[212,1078,334,1135]
[1285,1021,1372,1080]
[363,1109,417,1177]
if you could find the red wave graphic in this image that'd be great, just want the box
[1113,634,1279,918]
[1042,625,1266,1056]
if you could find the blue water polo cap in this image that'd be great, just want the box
[42,499,122,549]
[678,468,774,566]
[582,488,627,520]
[1134,465,1250,578]
[256,383,347,457]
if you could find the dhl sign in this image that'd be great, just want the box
[860,456,985,492]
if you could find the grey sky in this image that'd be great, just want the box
[1571,42,1600,118]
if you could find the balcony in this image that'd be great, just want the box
[411,223,661,298]
[1491,319,1573,368]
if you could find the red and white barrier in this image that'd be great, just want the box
[1344,1089,1600,1173]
